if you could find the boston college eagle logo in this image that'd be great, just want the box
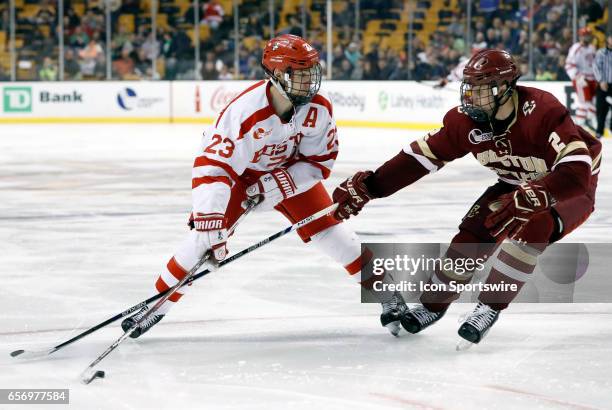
[272,43,280,51]
[523,100,536,116]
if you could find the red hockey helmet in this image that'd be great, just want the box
[460,49,520,122]
[262,34,322,106]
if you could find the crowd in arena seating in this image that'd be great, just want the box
[0,0,606,82]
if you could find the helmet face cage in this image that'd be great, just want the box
[282,63,322,106]
[460,79,514,123]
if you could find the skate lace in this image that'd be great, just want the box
[133,307,161,329]
[411,306,438,325]
[465,303,498,331]
[382,292,405,314]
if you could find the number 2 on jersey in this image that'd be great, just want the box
[205,134,235,158]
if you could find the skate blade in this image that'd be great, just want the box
[457,312,469,324]
[385,322,401,337]
[456,339,474,351]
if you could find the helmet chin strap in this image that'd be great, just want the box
[270,76,293,105]
[490,82,515,121]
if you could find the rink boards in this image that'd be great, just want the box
[0,80,580,130]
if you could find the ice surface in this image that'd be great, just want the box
[0,124,610,409]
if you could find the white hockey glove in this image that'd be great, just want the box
[575,74,587,89]
[246,168,297,211]
[192,213,228,261]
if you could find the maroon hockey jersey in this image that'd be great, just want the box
[367,86,601,201]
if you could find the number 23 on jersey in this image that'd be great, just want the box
[204,134,235,158]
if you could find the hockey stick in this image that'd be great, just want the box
[10,198,259,360]
[79,202,338,384]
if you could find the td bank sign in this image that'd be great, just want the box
[3,87,83,113]
[3,87,32,112]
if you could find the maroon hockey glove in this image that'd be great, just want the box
[485,182,553,238]
[192,213,228,261]
[332,171,374,221]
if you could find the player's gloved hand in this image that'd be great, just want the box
[434,78,448,89]
[485,182,553,238]
[246,168,297,211]
[192,213,228,261]
[576,74,587,88]
[332,171,374,221]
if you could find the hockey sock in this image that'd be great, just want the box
[154,257,189,315]
[478,240,545,310]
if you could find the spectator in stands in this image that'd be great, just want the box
[533,1,553,26]
[34,1,56,27]
[0,65,9,81]
[335,59,354,80]
[472,32,488,53]
[362,59,377,80]
[64,48,82,80]
[79,36,104,77]
[1,9,9,32]
[81,8,104,39]
[519,61,535,80]
[245,55,264,80]
[65,7,81,31]
[113,48,135,79]
[350,59,364,80]
[486,27,500,48]
[93,54,107,80]
[134,48,151,78]
[218,63,233,80]
[69,26,90,50]
[555,55,570,81]
[202,1,224,30]
[478,0,500,19]
[141,32,160,62]
[546,8,564,36]
[446,13,465,39]
[281,15,304,37]
[112,24,132,57]
[344,42,362,66]
[501,27,518,54]
[201,60,217,80]
[560,27,574,54]
[244,15,264,38]
[331,45,347,74]
[541,32,561,59]
[536,64,555,80]
[38,57,58,81]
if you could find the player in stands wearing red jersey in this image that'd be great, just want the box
[333,49,601,345]
[121,34,407,338]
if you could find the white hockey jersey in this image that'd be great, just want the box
[565,42,596,80]
[192,80,338,216]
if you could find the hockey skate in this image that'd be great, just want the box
[456,302,500,350]
[121,305,165,339]
[400,304,447,334]
[380,291,408,336]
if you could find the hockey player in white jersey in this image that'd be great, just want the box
[565,27,597,128]
[121,34,407,338]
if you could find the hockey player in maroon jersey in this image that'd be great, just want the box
[333,49,602,345]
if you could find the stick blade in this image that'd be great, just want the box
[80,368,105,385]
[10,348,54,359]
